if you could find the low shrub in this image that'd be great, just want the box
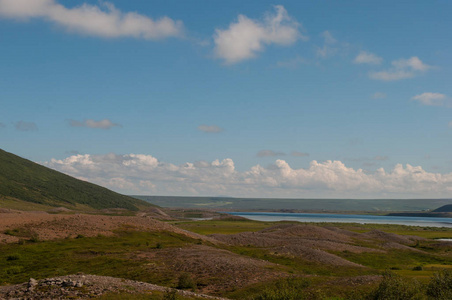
[163,289,179,300]
[6,254,21,261]
[369,271,423,300]
[176,273,196,290]
[252,277,310,300]
[427,269,452,300]
[4,266,23,275]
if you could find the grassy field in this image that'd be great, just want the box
[0,230,201,286]
[2,217,452,299]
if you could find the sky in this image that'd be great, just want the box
[1,0,451,198]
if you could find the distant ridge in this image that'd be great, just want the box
[433,204,452,213]
[0,149,151,211]
[134,195,452,212]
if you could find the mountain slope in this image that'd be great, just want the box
[0,149,151,211]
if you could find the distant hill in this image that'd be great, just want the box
[134,195,452,212]
[433,204,452,213]
[0,149,151,211]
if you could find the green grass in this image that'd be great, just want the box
[0,196,59,211]
[224,244,376,277]
[337,247,452,270]
[331,223,452,239]
[98,290,206,299]
[0,230,198,286]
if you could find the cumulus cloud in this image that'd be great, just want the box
[43,153,452,198]
[354,51,383,65]
[257,150,286,157]
[369,57,431,81]
[412,93,447,106]
[213,5,305,64]
[0,0,183,39]
[197,124,223,133]
[69,119,121,129]
[291,151,309,157]
[14,121,37,131]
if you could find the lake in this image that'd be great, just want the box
[226,212,452,228]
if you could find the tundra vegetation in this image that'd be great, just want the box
[1,215,452,299]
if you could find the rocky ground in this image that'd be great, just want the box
[0,209,217,244]
[210,223,425,267]
[0,274,228,299]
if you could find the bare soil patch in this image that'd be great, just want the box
[0,211,215,244]
[135,244,286,294]
[209,224,424,267]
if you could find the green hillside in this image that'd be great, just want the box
[0,149,151,211]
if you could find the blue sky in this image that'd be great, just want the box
[1,0,451,198]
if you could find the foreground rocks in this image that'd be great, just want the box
[0,274,229,300]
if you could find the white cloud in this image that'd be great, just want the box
[0,0,183,39]
[370,70,415,81]
[316,45,336,58]
[197,124,223,133]
[354,51,383,65]
[213,5,305,64]
[372,92,387,99]
[369,56,431,81]
[69,119,121,129]
[316,31,339,58]
[392,57,430,71]
[257,150,286,157]
[412,93,447,106]
[321,30,336,44]
[43,153,452,198]
[14,121,37,131]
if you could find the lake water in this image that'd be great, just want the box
[226,212,452,228]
